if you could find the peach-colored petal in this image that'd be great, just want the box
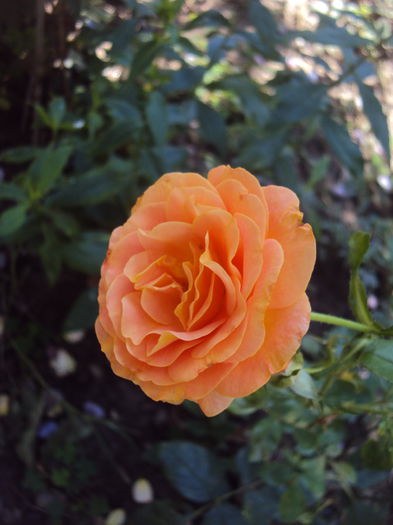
[264,185,316,308]
[140,283,182,326]
[139,379,186,404]
[198,391,233,417]
[102,231,142,288]
[122,292,224,345]
[215,179,268,239]
[261,293,311,374]
[165,185,225,223]
[106,274,134,333]
[133,172,215,212]
[216,293,310,398]
[208,165,265,201]
[130,202,167,230]
[186,362,236,399]
[233,213,264,298]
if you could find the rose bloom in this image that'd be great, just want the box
[96,166,316,416]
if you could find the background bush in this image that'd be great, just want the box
[1,1,392,523]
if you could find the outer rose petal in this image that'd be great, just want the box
[216,294,311,397]
[263,185,316,309]
[96,166,316,417]
[198,391,234,417]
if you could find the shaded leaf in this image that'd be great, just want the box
[244,487,279,525]
[197,102,227,156]
[290,26,371,47]
[158,441,228,503]
[290,370,318,400]
[91,121,134,157]
[235,128,288,170]
[321,116,363,175]
[63,287,98,331]
[28,145,72,196]
[248,0,281,59]
[202,504,247,525]
[332,461,356,489]
[0,182,27,202]
[357,81,390,164]
[274,80,327,123]
[359,338,393,383]
[133,501,186,525]
[279,485,306,523]
[131,41,163,77]
[300,457,326,499]
[184,10,230,30]
[106,99,143,128]
[48,166,127,208]
[39,228,63,284]
[0,146,39,163]
[48,97,66,131]
[64,232,108,275]
[0,203,28,236]
[146,91,169,146]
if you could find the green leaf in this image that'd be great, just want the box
[108,19,138,56]
[321,117,363,175]
[235,128,288,170]
[248,0,281,59]
[48,97,66,131]
[300,457,326,499]
[249,418,282,462]
[133,502,186,525]
[63,287,98,331]
[63,232,108,275]
[28,145,72,196]
[0,146,39,163]
[48,166,127,207]
[50,209,79,237]
[213,76,269,126]
[359,338,393,382]
[146,92,169,146]
[91,121,134,157]
[274,81,327,123]
[197,102,227,156]
[279,485,306,523]
[130,41,163,77]
[0,203,28,236]
[290,370,318,400]
[361,439,393,470]
[290,26,371,47]
[348,232,375,326]
[39,228,63,284]
[35,104,53,128]
[202,504,247,525]
[243,488,279,525]
[158,441,228,503]
[184,10,230,30]
[357,81,390,164]
[331,461,356,489]
[343,501,388,525]
[106,99,142,128]
[163,66,204,95]
[0,182,27,202]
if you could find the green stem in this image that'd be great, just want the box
[310,312,376,333]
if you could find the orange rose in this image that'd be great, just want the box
[95,166,316,416]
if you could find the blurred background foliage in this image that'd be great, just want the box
[1,0,393,523]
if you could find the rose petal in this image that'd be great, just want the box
[198,391,233,417]
[264,185,316,308]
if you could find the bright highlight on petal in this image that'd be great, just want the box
[96,166,316,416]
